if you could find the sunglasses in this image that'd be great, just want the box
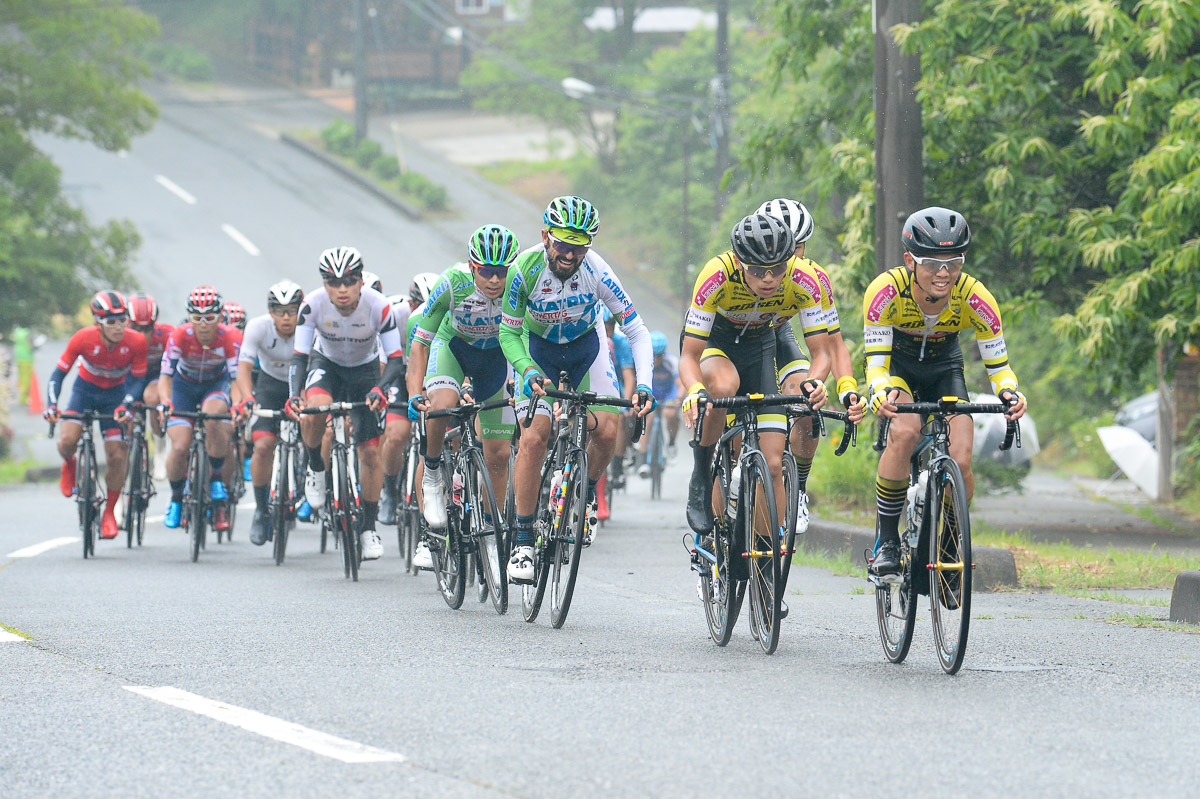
[742,262,788,280]
[189,313,220,324]
[912,255,965,273]
[324,275,360,288]
[270,305,300,317]
[547,234,589,259]
[471,262,510,280]
[130,322,154,332]
[97,316,128,328]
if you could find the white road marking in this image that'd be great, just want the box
[6,537,78,558]
[249,123,280,140]
[124,686,406,763]
[221,224,261,256]
[0,630,26,642]
[155,174,197,205]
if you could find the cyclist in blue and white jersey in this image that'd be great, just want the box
[637,330,683,476]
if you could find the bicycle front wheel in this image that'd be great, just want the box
[549,451,588,629]
[779,452,799,591]
[271,443,290,566]
[78,443,96,559]
[875,521,917,664]
[521,461,556,624]
[929,458,973,674]
[188,452,209,563]
[133,435,151,547]
[431,520,467,610]
[743,451,782,654]
[465,447,507,615]
[336,455,359,582]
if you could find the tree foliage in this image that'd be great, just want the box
[0,0,156,332]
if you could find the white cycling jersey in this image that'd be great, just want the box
[239,314,294,383]
[294,287,401,367]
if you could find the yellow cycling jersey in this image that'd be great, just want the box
[683,251,828,340]
[862,266,1019,397]
[809,260,842,337]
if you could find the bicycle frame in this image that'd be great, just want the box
[51,410,107,559]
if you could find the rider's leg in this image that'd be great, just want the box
[686,356,739,532]
[948,414,976,501]
[873,391,919,572]
[57,420,82,461]
[201,395,231,478]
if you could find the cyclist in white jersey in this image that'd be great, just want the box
[286,247,404,561]
[235,280,304,546]
[499,196,656,582]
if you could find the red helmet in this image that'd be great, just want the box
[187,285,223,316]
[223,301,247,331]
[90,290,127,321]
[127,292,159,327]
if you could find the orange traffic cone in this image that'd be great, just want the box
[27,369,43,415]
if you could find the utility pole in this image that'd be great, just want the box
[712,0,730,222]
[353,0,368,142]
[873,0,924,274]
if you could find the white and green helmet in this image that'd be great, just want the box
[543,195,599,239]
[468,224,521,267]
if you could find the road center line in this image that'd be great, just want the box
[124,686,406,763]
[221,224,261,256]
[154,174,197,205]
[6,537,78,558]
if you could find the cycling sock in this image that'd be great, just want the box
[362,501,378,530]
[875,476,907,544]
[306,446,324,471]
[170,479,185,502]
[424,456,442,472]
[106,489,119,511]
[515,513,536,546]
[254,484,269,509]
[587,477,598,504]
[796,456,814,492]
[383,473,398,492]
[208,456,225,476]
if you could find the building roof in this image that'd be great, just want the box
[583,6,718,34]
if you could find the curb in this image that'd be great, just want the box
[1169,570,1200,624]
[279,133,423,221]
[804,518,1019,591]
[23,465,58,483]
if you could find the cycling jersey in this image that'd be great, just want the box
[652,352,679,401]
[611,329,634,372]
[683,251,828,341]
[500,245,652,388]
[161,324,241,383]
[414,264,504,350]
[863,266,1019,399]
[405,300,426,358]
[51,327,148,394]
[295,287,399,368]
[239,314,293,383]
[144,323,173,378]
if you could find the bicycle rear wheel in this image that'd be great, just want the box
[78,443,96,559]
[875,519,917,664]
[134,435,151,547]
[549,451,588,629]
[465,447,507,614]
[929,458,972,674]
[779,452,799,590]
[743,451,782,654]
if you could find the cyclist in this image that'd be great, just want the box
[407,225,520,539]
[637,330,682,476]
[235,280,304,546]
[45,291,149,540]
[223,302,248,332]
[127,292,173,478]
[680,213,830,541]
[362,271,384,294]
[288,246,404,562]
[865,206,1026,576]
[158,286,243,532]
[500,195,656,582]
[757,198,865,533]
[379,272,440,527]
[602,307,636,498]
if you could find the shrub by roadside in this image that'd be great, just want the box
[314,120,448,211]
[139,41,213,82]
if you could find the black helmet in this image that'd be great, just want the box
[902,207,970,257]
[730,213,795,267]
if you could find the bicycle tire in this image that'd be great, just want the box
[78,441,96,559]
[465,446,507,615]
[928,457,973,674]
[649,416,665,500]
[271,441,290,566]
[521,461,556,624]
[135,435,151,547]
[431,521,467,609]
[124,435,140,549]
[335,450,359,581]
[779,452,799,591]
[549,450,588,629]
[875,515,918,664]
[701,446,741,646]
[188,448,208,563]
[743,451,782,654]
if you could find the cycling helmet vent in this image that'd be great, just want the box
[730,213,795,267]
[318,246,365,279]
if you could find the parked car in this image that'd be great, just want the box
[971,393,1040,467]
[1114,390,1157,446]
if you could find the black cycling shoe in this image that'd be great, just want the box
[870,540,901,576]
[686,467,714,534]
[249,507,271,546]
[378,477,397,526]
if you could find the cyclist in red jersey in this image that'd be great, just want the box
[44,291,149,539]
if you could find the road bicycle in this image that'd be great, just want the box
[121,403,156,549]
[170,410,237,563]
[300,402,366,581]
[420,396,511,613]
[646,409,668,500]
[386,405,423,575]
[869,396,1020,674]
[518,372,645,628]
[49,410,106,559]
[224,416,248,540]
[252,408,308,566]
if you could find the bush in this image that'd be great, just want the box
[320,119,356,157]
[395,171,448,210]
[372,155,400,181]
[353,139,383,169]
[805,418,881,514]
[139,41,213,81]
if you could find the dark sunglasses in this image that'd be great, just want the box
[472,262,510,280]
[323,275,359,288]
[547,234,589,259]
[743,261,788,280]
[131,322,154,332]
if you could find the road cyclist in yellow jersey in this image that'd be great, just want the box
[756,198,865,534]
[864,206,1027,576]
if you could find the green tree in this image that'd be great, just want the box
[0,0,157,332]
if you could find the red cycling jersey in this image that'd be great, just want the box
[55,327,148,390]
[161,324,242,383]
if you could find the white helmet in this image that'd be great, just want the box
[318,246,364,279]
[362,271,383,293]
[409,272,439,303]
[267,279,304,308]
[757,198,813,244]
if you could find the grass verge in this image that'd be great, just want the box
[0,459,41,485]
[1105,613,1199,634]
[790,545,859,578]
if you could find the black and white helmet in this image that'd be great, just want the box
[757,198,813,244]
[361,271,383,293]
[267,279,304,308]
[318,246,364,279]
[730,214,795,267]
[409,272,439,303]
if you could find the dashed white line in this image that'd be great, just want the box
[124,686,407,763]
[6,537,77,558]
[155,174,197,205]
[221,224,261,256]
[0,629,26,643]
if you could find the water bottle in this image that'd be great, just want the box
[726,465,741,519]
[550,469,564,508]
[452,470,464,508]
[907,470,928,530]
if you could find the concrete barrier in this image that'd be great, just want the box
[804,517,1019,590]
[279,133,422,221]
[1169,571,1200,624]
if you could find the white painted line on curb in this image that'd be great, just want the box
[221,224,260,256]
[0,630,26,642]
[6,537,78,558]
[155,174,197,205]
[124,686,406,763]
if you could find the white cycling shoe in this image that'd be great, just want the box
[304,468,326,509]
[422,466,447,529]
[507,545,535,583]
[796,492,810,535]
[412,540,433,570]
[359,528,383,560]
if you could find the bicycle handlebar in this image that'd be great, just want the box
[520,372,647,442]
[169,410,236,422]
[46,409,110,438]
[873,399,1021,453]
[691,392,859,455]
[298,401,369,415]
